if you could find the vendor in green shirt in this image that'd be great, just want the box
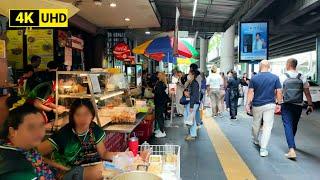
[0,104,55,180]
[38,99,121,180]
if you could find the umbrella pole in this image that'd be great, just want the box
[168,52,177,128]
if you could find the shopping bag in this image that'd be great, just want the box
[204,94,211,108]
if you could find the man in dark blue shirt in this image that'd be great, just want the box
[246,60,282,157]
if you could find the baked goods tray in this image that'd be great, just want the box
[103,113,147,133]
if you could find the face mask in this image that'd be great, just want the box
[187,75,192,80]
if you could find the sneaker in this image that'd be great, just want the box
[155,131,166,138]
[253,140,260,146]
[285,152,297,160]
[219,113,223,118]
[260,148,269,157]
[185,119,193,126]
[154,130,161,134]
[185,135,196,141]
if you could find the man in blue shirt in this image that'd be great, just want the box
[246,60,282,157]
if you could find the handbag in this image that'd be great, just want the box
[179,95,189,105]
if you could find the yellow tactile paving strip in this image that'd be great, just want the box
[203,113,256,180]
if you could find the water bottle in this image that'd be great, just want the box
[141,141,150,151]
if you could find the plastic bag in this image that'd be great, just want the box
[112,151,135,170]
[108,73,128,90]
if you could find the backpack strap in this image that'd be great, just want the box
[296,73,301,79]
[284,73,290,78]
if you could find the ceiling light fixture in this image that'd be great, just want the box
[110,2,117,7]
[145,31,151,35]
[125,17,130,21]
[93,0,102,6]
[192,0,198,17]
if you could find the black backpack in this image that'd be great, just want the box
[283,73,304,104]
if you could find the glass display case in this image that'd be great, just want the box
[51,71,134,132]
[125,64,142,88]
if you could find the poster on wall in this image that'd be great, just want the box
[239,22,268,61]
[0,40,6,59]
[27,29,54,69]
[6,30,23,68]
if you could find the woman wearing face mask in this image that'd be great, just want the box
[0,104,54,180]
[38,99,121,180]
[184,64,201,141]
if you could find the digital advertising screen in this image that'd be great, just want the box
[239,22,269,61]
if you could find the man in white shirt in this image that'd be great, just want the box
[279,58,313,160]
[207,65,223,117]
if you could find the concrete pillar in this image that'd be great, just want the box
[317,36,320,83]
[200,38,209,73]
[220,24,235,73]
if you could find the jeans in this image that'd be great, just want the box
[281,103,303,149]
[184,103,190,124]
[195,106,202,125]
[209,89,222,116]
[252,103,276,149]
[229,90,238,118]
[184,103,200,137]
[225,89,230,109]
[243,86,248,106]
[63,166,84,180]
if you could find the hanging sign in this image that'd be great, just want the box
[58,30,68,47]
[7,30,23,68]
[71,36,84,50]
[113,42,131,60]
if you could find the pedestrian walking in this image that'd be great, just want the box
[207,65,223,117]
[184,64,201,141]
[227,70,240,120]
[279,58,313,159]
[225,71,232,111]
[220,72,227,112]
[246,60,282,157]
[241,73,250,106]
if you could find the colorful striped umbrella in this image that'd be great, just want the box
[133,36,199,63]
[177,58,199,65]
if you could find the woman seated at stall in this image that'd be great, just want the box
[38,99,121,180]
[0,104,55,179]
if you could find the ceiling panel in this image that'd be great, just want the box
[155,0,245,24]
[59,0,160,28]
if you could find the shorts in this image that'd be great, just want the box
[63,166,84,180]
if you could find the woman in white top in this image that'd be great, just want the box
[174,71,185,116]
[207,65,223,117]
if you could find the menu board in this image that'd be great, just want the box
[6,30,23,69]
[239,22,268,61]
[27,29,54,69]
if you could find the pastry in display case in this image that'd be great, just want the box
[54,71,131,131]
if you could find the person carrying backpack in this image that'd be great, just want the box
[279,58,313,160]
